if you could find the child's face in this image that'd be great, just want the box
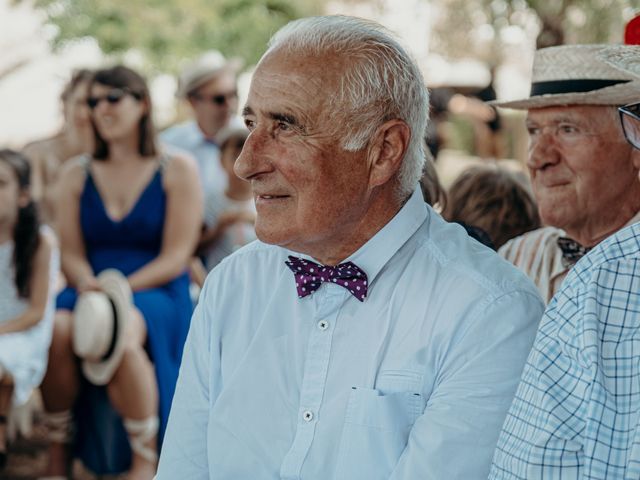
[0,162,25,229]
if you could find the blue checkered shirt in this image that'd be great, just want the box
[490,222,640,480]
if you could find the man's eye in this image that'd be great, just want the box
[559,124,578,134]
[244,119,256,130]
[527,126,539,136]
[277,122,291,131]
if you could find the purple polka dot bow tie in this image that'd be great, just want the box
[285,256,368,302]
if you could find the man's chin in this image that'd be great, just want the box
[254,227,290,247]
[539,209,574,232]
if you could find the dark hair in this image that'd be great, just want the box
[420,148,447,209]
[60,69,93,103]
[443,166,540,250]
[0,149,40,298]
[89,65,157,159]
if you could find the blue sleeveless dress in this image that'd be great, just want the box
[56,157,192,474]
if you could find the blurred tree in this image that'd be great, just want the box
[19,0,324,71]
[431,0,639,63]
[526,0,638,48]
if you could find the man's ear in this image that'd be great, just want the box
[366,119,411,188]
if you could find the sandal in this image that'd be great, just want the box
[42,410,74,444]
[39,410,74,480]
[124,416,159,464]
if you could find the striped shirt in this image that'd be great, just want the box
[489,221,640,480]
[498,227,566,304]
[499,212,640,304]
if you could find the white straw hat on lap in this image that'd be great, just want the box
[599,45,640,80]
[493,44,640,109]
[72,269,132,386]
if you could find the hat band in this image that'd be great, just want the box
[101,297,120,362]
[530,79,630,96]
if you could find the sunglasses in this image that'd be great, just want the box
[619,102,640,150]
[86,88,142,110]
[190,91,238,106]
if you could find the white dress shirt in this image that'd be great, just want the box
[157,187,544,480]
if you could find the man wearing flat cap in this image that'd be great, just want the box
[157,15,543,480]
[490,45,640,479]
[494,44,640,303]
[161,51,243,198]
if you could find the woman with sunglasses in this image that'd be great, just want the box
[40,65,202,480]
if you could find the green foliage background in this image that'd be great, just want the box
[25,0,323,72]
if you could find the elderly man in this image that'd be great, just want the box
[489,45,640,479]
[157,16,543,479]
[161,51,242,198]
[495,45,640,303]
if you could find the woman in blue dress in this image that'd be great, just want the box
[40,65,202,480]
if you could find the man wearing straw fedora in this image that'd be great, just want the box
[494,44,640,304]
[161,51,243,200]
[156,15,544,480]
[490,45,640,479]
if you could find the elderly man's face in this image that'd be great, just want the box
[235,49,379,263]
[526,105,640,243]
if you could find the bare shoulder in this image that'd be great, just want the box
[162,153,199,187]
[58,155,90,193]
[22,136,62,162]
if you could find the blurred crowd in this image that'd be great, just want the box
[0,55,255,479]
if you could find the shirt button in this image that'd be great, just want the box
[303,410,314,422]
[317,320,329,330]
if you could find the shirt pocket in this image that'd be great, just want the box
[333,386,426,480]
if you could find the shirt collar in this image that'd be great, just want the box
[289,186,427,287]
[183,121,218,148]
[551,210,640,277]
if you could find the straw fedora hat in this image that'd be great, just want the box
[177,50,243,98]
[599,45,640,80]
[492,44,640,109]
[72,269,132,386]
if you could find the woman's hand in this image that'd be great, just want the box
[77,275,101,293]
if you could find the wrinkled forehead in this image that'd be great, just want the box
[527,104,616,126]
[248,48,345,113]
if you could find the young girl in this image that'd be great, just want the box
[0,149,58,470]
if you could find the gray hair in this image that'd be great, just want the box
[266,15,429,200]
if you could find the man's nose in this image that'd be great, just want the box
[527,133,561,170]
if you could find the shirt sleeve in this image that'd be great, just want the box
[388,289,544,480]
[156,277,218,479]
[488,286,587,480]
